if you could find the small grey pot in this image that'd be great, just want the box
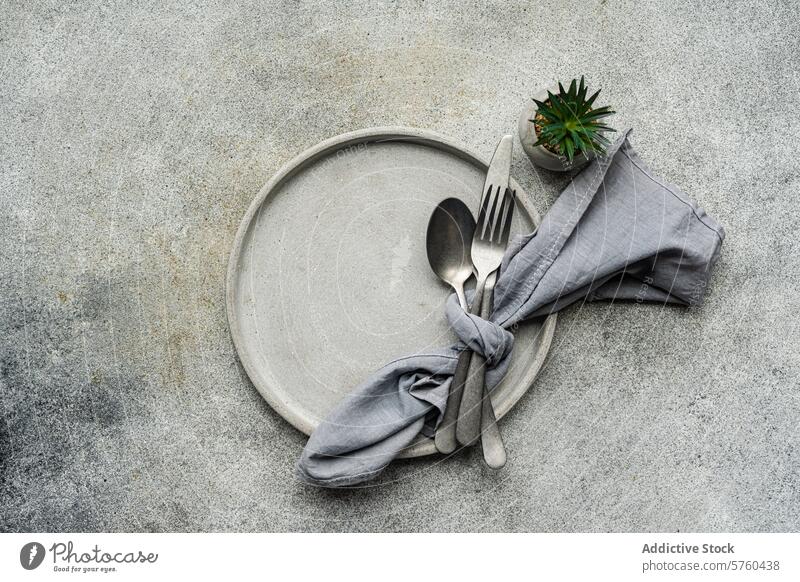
[518,86,595,173]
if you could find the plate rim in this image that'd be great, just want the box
[226,126,557,457]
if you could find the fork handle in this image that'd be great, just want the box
[455,273,493,447]
[477,277,506,467]
[481,380,506,468]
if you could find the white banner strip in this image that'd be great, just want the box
[1,533,798,581]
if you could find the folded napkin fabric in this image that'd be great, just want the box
[297,129,725,487]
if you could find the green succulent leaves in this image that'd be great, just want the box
[532,76,616,163]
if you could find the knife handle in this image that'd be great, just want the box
[434,348,470,454]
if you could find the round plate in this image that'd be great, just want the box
[226,127,557,457]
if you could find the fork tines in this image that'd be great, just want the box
[477,186,516,243]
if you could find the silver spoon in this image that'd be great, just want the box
[426,198,475,454]
[426,198,474,311]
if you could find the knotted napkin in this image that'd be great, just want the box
[296,129,725,487]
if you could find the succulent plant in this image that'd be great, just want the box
[532,76,615,163]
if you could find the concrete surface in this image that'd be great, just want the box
[1,0,799,532]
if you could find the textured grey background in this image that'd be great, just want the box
[1,0,799,532]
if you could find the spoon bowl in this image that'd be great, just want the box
[425,198,475,309]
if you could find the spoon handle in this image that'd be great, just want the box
[434,281,470,453]
[455,273,492,446]
[434,348,470,454]
[455,283,468,314]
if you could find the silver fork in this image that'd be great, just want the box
[455,159,516,463]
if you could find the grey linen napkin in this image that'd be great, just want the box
[296,129,725,487]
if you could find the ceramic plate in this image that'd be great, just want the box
[226,127,557,457]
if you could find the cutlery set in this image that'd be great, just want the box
[426,135,517,468]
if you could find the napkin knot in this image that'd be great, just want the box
[444,293,514,368]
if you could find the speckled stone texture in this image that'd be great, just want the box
[1,0,798,532]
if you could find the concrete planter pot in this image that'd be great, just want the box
[518,86,595,173]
